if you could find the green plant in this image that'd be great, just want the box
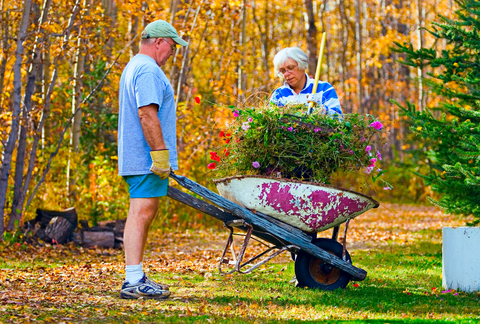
[392,0,480,225]
[210,103,387,186]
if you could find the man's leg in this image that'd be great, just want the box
[120,197,170,299]
[124,197,159,266]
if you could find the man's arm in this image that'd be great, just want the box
[138,104,166,150]
[138,104,171,179]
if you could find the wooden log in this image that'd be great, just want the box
[44,216,75,244]
[82,231,114,248]
[35,207,77,229]
[170,173,367,281]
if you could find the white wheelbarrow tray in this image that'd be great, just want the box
[213,175,379,233]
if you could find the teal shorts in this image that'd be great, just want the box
[123,174,168,198]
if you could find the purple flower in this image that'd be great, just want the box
[233,110,239,117]
[350,150,354,155]
[377,150,382,161]
[252,161,260,168]
[377,168,382,172]
[248,117,253,122]
[314,128,321,133]
[383,186,392,190]
[361,137,366,143]
[370,121,383,130]
[288,127,293,132]
[369,158,377,167]
[366,145,371,152]
[241,122,250,131]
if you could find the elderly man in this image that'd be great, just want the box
[270,47,343,116]
[117,20,188,299]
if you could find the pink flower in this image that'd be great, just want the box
[370,121,383,130]
[350,150,354,154]
[365,167,374,174]
[369,158,377,167]
[233,110,239,117]
[242,122,250,131]
[314,128,321,132]
[377,151,382,161]
[252,161,260,168]
[383,186,392,190]
[366,145,371,152]
[248,117,253,122]
[288,127,293,132]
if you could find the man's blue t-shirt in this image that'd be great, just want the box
[118,54,178,176]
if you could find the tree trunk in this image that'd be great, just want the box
[0,0,32,239]
[338,0,349,112]
[238,0,247,101]
[0,8,11,108]
[128,15,139,59]
[67,0,87,202]
[354,0,363,114]
[9,0,52,231]
[24,0,82,212]
[304,0,317,77]
[415,0,425,111]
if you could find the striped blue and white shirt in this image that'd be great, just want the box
[270,74,343,116]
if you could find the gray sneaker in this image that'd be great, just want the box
[120,275,171,299]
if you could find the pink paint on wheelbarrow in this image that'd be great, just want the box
[213,176,379,233]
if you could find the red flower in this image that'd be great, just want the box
[353,284,359,287]
[236,139,240,143]
[226,133,231,137]
[226,139,230,144]
[219,131,225,137]
[207,162,216,169]
[209,151,216,156]
[194,96,201,104]
[224,149,230,156]
[211,155,220,162]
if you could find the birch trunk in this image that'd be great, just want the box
[354,0,363,114]
[0,0,32,238]
[238,0,247,101]
[415,0,425,111]
[67,0,87,202]
[9,0,52,230]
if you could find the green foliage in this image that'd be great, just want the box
[392,0,480,225]
[211,103,385,185]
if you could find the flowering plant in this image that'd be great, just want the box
[209,103,387,186]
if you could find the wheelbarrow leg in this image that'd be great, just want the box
[332,226,340,241]
[342,219,351,260]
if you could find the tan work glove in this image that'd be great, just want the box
[150,149,171,180]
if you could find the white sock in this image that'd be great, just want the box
[125,263,144,284]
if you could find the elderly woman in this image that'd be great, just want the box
[270,47,343,116]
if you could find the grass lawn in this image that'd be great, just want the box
[1,203,479,323]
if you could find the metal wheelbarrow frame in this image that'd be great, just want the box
[168,173,378,290]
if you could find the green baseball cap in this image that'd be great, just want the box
[141,20,188,46]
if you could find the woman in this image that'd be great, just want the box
[270,47,343,116]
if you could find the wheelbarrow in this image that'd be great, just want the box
[168,173,379,290]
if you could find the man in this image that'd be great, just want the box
[117,20,188,299]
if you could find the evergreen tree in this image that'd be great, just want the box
[392,0,480,225]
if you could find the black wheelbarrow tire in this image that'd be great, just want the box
[294,238,352,290]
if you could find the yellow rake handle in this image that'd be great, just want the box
[307,32,327,115]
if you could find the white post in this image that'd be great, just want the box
[443,227,480,292]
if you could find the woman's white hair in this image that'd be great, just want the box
[273,47,308,76]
